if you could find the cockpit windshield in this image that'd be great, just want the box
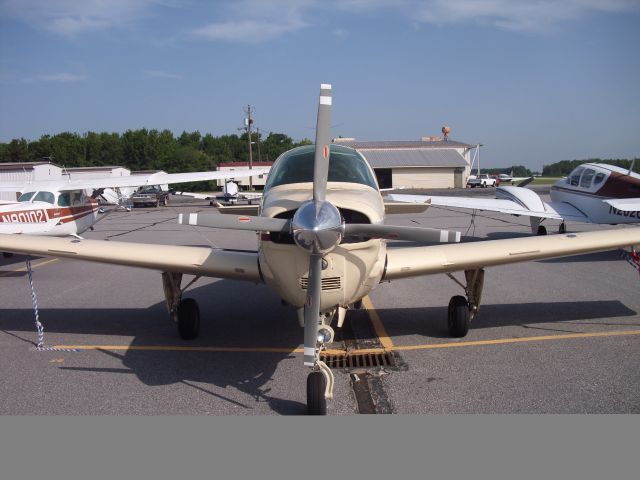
[18,192,36,202]
[264,145,379,190]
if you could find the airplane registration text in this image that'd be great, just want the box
[0,210,48,223]
[609,206,640,218]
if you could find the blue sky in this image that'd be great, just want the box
[1,0,639,170]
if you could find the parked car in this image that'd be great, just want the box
[466,174,497,188]
[131,185,170,207]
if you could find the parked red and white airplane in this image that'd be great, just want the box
[389,163,640,235]
[0,167,268,236]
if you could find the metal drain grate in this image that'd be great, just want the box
[320,350,396,370]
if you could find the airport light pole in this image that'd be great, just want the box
[244,105,254,191]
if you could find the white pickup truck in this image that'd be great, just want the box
[467,174,497,188]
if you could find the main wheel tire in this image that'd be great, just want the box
[162,196,168,206]
[537,225,547,236]
[155,199,160,208]
[447,295,470,338]
[307,371,327,415]
[177,298,200,340]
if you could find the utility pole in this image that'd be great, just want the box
[244,105,254,190]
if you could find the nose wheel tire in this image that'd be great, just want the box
[177,298,200,340]
[307,371,327,415]
[447,295,470,338]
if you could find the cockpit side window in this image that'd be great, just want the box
[32,191,55,204]
[580,169,595,188]
[70,191,83,205]
[18,192,36,202]
[58,192,71,207]
[569,167,584,186]
[593,172,606,185]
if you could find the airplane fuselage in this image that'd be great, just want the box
[0,194,99,236]
[550,163,640,224]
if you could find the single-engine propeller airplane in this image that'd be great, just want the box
[0,167,268,236]
[389,162,640,235]
[1,84,639,415]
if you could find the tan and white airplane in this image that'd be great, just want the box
[1,84,639,415]
[0,167,269,236]
[389,163,640,235]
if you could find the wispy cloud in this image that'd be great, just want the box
[145,70,183,79]
[2,0,638,40]
[401,0,639,32]
[190,0,309,43]
[0,0,166,36]
[25,73,89,83]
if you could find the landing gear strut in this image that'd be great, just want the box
[446,269,484,338]
[305,311,336,415]
[162,272,202,339]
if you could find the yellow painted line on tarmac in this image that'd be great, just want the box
[391,329,640,352]
[53,329,640,355]
[362,295,394,350]
[53,345,304,353]
[0,258,59,276]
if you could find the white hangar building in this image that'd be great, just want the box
[0,161,64,201]
[335,137,475,189]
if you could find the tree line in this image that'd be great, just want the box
[0,130,311,173]
[1,131,637,179]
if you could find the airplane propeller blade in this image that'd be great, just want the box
[343,224,461,243]
[313,84,332,205]
[178,213,290,232]
[303,253,323,366]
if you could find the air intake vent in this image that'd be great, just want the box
[300,276,341,290]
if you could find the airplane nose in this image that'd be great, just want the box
[291,200,343,254]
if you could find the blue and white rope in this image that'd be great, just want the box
[25,258,44,348]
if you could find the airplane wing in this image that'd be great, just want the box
[387,193,564,220]
[388,192,591,223]
[0,234,261,282]
[604,198,640,212]
[0,168,270,193]
[173,191,216,200]
[384,228,640,280]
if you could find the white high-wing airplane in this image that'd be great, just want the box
[390,163,640,235]
[1,85,639,415]
[174,180,263,206]
[0,167,268,236]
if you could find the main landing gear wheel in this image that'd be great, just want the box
[177,298,200,340]
[559,222,566,234]
[307,371,327,415]
[448,295,470,338]
[537,225,547,236]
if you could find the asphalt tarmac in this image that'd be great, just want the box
[1,190,639,415]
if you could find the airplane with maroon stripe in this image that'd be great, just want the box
[0,167,268,236]
[389,162,640,235]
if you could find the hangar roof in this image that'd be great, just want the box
[358,148,468,168]
[336,139,474,149]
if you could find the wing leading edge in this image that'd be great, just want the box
[0,168,270,193]
[387,192,588,222]
[384,227,640,280]
[0,234,261,282]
